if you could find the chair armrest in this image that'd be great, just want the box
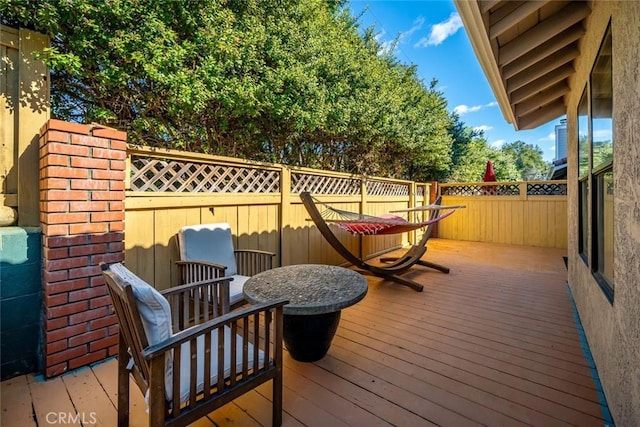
[142,298,289,360]
[234,250,275,276]
[176,259,227,272]
[176,260,226,289]
[160,277,233,298]
[234,249,276,257]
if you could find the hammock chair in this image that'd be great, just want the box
[300,191,464,292]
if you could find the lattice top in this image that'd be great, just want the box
[365,180,410,196]
[527,182,567,196]
[440,184,520,196]
[440,182,567,196]
[129,157,280,193]
[291,173,361,195]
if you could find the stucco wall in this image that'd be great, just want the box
[566,1,640,426]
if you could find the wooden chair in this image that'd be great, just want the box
[101,262,287,427]
[176,223,275,308]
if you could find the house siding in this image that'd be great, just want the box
[566,1,640,426]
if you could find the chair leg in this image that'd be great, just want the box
[272,374,283,426]
[117,334,130,427]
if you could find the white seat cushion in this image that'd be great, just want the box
[178,223,238,276]
[229,275,249,305]
[174,325,264,404]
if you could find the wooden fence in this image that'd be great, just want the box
[1,25,49,226]
[124,147,432,289]
[438,181,568,249]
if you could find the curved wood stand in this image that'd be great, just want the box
[300,192,450,292]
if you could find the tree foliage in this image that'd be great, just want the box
[2,0,455,180]
[446,117,547,182]
[500,140,549,180]
[2,0,549,182]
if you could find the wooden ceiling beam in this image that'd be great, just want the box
[507,45,579,92]
[517,100,567,129]
[510,63,574,104]
[502,24,585,80]
[514,82,570,117]
[480,0,503,14]
[498,1,590,66]
[490,0,552,40]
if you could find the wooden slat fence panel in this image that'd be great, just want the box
[439,181,567,249]
[0,25,49,225]
[125,147,425,288]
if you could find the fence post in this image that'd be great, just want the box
[409,182,416,245]
[520,182,528,200]
[40,119,126,377]
[280,166,291,267]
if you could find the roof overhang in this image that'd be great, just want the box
[454,0,591,130]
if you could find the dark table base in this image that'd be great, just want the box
[283,311,341,362]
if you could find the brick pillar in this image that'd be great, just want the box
[39,119,126,377]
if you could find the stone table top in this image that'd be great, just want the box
[243,264,368,315]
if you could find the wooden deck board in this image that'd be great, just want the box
[0,375,36,427]
[0,240,608,427]
[60,367,119,427]
[27,374,81,426]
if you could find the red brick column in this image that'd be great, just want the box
[39,119,126,377]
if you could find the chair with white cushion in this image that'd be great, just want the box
[101,262,287,427]
[176,223,275,308]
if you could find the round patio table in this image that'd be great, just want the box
[243,264,368,362]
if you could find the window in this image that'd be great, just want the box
[577,89,589,262]
[577,24,614,301]
[591,25,613,297]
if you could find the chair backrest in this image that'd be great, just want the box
[178,223,238,276]
[101,262,173,396]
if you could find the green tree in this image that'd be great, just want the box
[3,0,455,180]
[500,140,549,180]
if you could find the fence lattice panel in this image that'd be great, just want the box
[527,182,568,195]
[129,156,280,193]
[366,180,410,196]
[291,173,361,195]
[441,184,520,196]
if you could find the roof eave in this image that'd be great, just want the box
[454,0,519,129]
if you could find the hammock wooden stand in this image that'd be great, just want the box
[300,191,458,292]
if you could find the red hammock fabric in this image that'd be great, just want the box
[330,210,456,236]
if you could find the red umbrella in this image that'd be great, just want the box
[483,160,496,182]
[482,160,496,195]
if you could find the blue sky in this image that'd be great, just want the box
[346,0,563,161]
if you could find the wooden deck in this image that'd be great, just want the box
[1,240,608,426]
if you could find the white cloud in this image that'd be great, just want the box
[376,17,425,56]
[378,40,395,56]
[402,17,425,40]
[453,104,481,115]
[453,101,497,116]
[538,132,555,142]
[473,125,493,133]
[593,129,613,139]
[415,13,463,47]
[490,139,506,148]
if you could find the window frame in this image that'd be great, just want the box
[580,22,614,302]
